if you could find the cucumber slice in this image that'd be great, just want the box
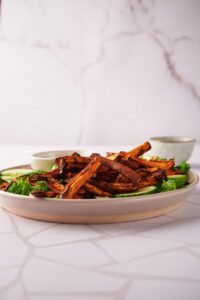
[0,169,34,183]
[0,175,13,182]
[0,169,33,176]
[113,186,157,198]
[167,174,188,188]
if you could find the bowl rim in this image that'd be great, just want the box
[31,149,84,160]
[150,136,196,144]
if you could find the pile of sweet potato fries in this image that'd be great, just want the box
[29,141,179,199]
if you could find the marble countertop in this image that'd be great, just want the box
[1,0,200,146]
[0,145,200,300]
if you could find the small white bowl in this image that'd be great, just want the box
[31,150,85,171]
[148,136,196,164]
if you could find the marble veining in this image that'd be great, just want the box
[0,0,200,145]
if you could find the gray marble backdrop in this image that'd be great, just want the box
[0,0,200,145]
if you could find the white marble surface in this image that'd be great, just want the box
[0,0,200,146]
[0,144,200,300]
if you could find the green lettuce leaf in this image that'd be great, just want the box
[176,161,190,174]
[159,178,177,192]
[7,177,49,196]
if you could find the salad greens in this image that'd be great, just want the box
[159,178,177,192]
[155,161,190,193]
[7,177,49,196]
[176,161,190,174]
[7,178,33,195]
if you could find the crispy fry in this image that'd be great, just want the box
[62,162,88,171]
[90,180,137,193]
[166,169,181,176]
[106,141,151,161]
[135,167,158,177]
[56,157,88,177]
[72,194,82,199]
[46,178,64,193]
[84,182,111,197]
[118,158,140,170]
[115,174,130,183]
[124,141,151,159]
[107,152,119,161]
[30,168,60,182]
[61,156,101,199]
[93,154,141,183]
[138,170,167,188]
[94,170,118,182]
[0,182,9,191]
[31,191,58,198]
[131,157,175,170]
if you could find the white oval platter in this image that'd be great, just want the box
[0,165,199,224]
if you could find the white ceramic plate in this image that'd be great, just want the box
[0,165,199,224]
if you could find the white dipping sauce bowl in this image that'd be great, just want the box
[31,150,86,172]
[148,136,196,164]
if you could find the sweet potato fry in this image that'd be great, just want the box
[61,156,101,199]
[124,141,151,159]
[84,182,111,197]
[0,182,9,191]
[30,168,60,182]
[46,178,64,193]
[131,157,175,170]
[71,194,82,199]
[166,169,181,176]
[93,154,141,183]
[94,170,118,182]
[118,158,140,170]
[31,191,58,198]
[135,167,158,177]
[106,141,151,161]
[56,157,89,177]
[90,180,137,194]
[107,152,119,161]
[62,162,88,171]
[115,174,131,183]
[138,170,167,188]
